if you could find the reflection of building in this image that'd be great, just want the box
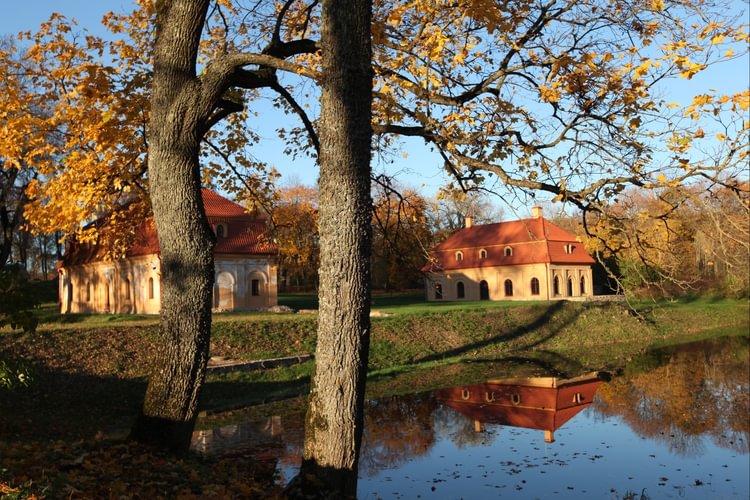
[57,189,278,314]
[191,416,284,456]
[435,372,606,442]
[423,207,595,301]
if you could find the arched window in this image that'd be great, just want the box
[457,281,465,299]
[479,249,487,260]
[479,280,490,300]
[564,243,574,254]
[251,279,260,296]
[580,276,586,295]
[504,279,513,297]
[530,277,540,295]
[124,278,131,301]
[148,277,155,300]
[215,223,227,238]
[567,277,574,296]
[553,276,560,295]
[434,283,443,300]
[455,251,463,262]
[504,246,513,257]
[86,282,92,302]
[215,271,235,309]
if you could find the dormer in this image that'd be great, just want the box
[214,222,228,238]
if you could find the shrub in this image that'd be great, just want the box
[0,358,32,390]
[0,268,40,333]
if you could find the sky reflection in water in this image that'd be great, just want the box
[193,336,749,499]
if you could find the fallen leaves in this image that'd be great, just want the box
[0,438,281,499]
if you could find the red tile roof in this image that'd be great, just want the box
[61,189,277,267]
[423,216,595,272]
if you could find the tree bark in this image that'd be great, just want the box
[296,0,373,496]
[129,0,216,451]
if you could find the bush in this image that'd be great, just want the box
[0,268,40,333]
[0,358,32,390]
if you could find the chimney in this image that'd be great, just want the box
[464,215,474,228]
[531,206,543,219]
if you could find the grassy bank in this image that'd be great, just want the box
[2,297,747,425]
[0,297,747,497]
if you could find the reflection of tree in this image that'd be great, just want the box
[432,403,498,449]
[593,337,749,455]
[359,393,438,476]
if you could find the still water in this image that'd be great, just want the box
[193,337,749,498]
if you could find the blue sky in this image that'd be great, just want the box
[3,1,748,214]
[2,1,452,196]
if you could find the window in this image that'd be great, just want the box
[580,276,586,295]
[553,276,560,295]
[215,223,227,238]
[564,243,574,254]
[504,279,513,297]
[252,279,260,296]
[567,277,574,296]
[86,282,92,302]
[148,277,155,300]
[124,278,131,301]
[455,251,464,262]
[434,283,443,300]
[457,281,465,299]
[530,277,540,296]
[479,249,487,260]
[504,246,513,257]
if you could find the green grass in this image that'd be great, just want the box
[374,297,549,314]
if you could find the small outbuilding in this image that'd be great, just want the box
[423,207,595,301]
[58,189,278,314]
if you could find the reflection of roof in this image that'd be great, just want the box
[434,372,605,435]
[423,216,595,272]
[61,189,277,267]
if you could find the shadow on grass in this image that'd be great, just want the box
[0,355,310,442]
[413,300,576,364]
[200,375,311,412]
[0,362,147,441]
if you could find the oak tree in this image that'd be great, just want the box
[7,2,747,496]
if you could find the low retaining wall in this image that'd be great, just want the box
[206,353,313,374]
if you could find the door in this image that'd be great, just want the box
[480,280,490,300]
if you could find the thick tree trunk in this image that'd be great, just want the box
[129,0,215,451]
[296,0,373,496]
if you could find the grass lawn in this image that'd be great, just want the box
[6,289,747,334]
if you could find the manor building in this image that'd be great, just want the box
[58,189,278,314]
[422,207,595,302]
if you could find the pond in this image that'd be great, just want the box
[192,336,749,499]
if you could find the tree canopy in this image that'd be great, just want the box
[1,0,746,253]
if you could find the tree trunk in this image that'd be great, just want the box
[296,0,373,496]
[129,0,215,451]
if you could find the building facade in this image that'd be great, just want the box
[58,189,278,314]
[423,207,595,302]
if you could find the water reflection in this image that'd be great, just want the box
[593,337,749,457]
[435,372,606,443]
[192,336,749,497]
